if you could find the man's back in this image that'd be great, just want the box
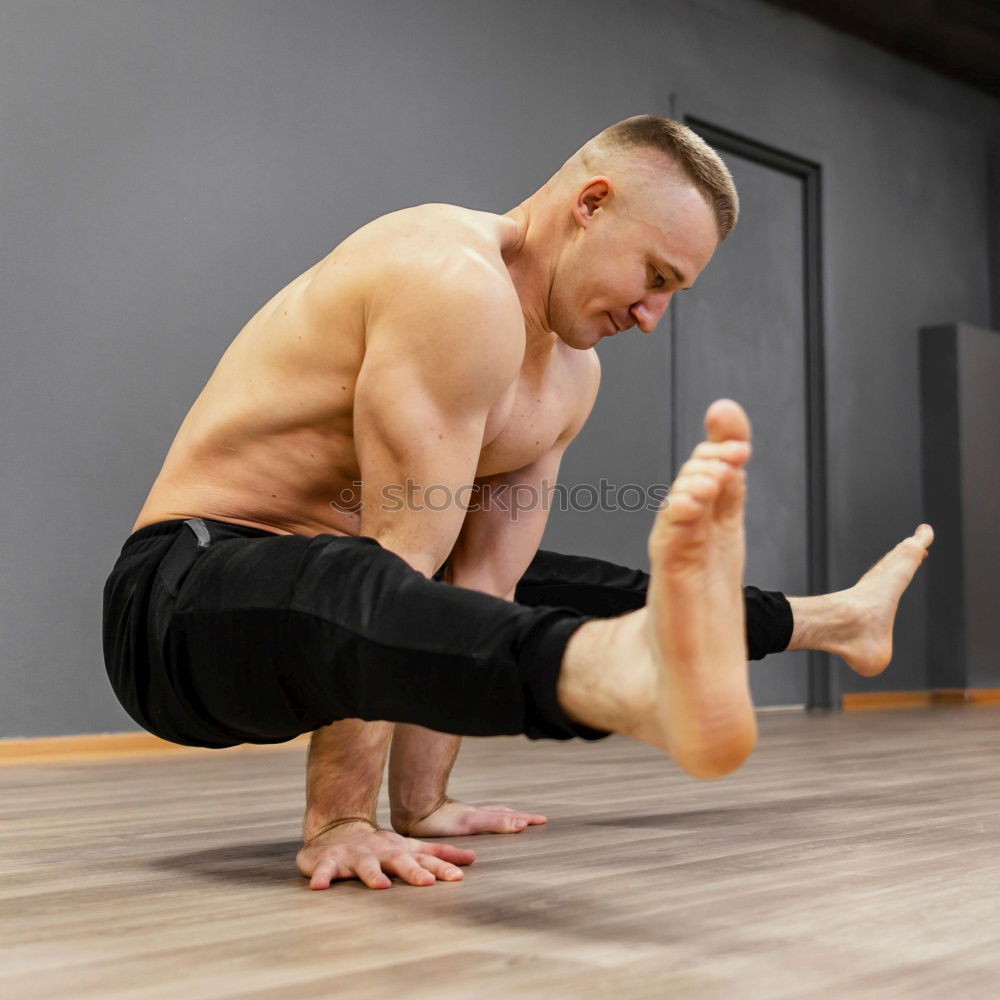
[133,203,597,540]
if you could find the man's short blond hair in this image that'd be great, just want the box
[582,115,739,241]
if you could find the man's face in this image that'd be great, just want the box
[550,173,720,349]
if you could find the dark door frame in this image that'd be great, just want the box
[677,115,834,710]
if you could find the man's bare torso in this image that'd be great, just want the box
[134,204,597,538]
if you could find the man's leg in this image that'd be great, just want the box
[553,400,758,777]
[514,522,934,678]
[554,401,934,777]
[514,551,792,661]
[784,524,934,674]
[103,520,605,750]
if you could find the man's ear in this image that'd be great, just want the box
[574,177,613,226]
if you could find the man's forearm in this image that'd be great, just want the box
[303,718,394,842]
[388,724,462,825]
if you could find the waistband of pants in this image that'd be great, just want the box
[120,518,281,551]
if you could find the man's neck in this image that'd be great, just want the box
[503,198,563,364]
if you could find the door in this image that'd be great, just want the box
[674,122,827,707]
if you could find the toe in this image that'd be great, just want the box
[693,439,752,466]
[714,466,747,522]
[679,457,735,482]
[659,489,708,526]
[678,472,722,504]
[705,399,751,445]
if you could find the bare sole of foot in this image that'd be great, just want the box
[560,400,758,781]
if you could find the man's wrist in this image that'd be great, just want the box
[302,720,394,842]
[389,793,450,827]
[303,814,377,843]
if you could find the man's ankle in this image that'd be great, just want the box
[786,591,856,653]
[557,613,651,736]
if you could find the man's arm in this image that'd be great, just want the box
[445,446,570,595]
[302,719,394,843]
[388,353,602,836]
[444,348,600,595]
[353,262,525,576]
[299,261,524,887]
[385,445,569,836]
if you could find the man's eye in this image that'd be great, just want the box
[653,271,666,287]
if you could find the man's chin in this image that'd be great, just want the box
[550,325,597,350]
[569,334,601,351]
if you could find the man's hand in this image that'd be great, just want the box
[388,714,549,839]
[393,797,547,838]
[296,819,477,890]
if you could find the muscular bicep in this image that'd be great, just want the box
[353,272,522,576]
[353,354,487,575]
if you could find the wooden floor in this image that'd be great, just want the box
[3,707,1000,999]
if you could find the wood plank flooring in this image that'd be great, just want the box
[3,707,1000,999]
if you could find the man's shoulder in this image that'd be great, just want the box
[365,205,522,329]
[368,204,512,278]
[353,207,523,384]
[324,203,510,276]
[312,204,520,322]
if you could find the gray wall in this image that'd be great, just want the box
[1,0,998,738]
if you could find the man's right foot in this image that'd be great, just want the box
[560,400,758,780]
[788,524,935,676]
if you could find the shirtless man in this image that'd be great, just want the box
[103,115,933,892]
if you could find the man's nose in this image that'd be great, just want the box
[630,291,674,333]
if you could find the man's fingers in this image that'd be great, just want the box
[386,853,436,887]
[509,814,540,830]
[416,853,464,881]
[495,806,547,824]
[355,857,392,890]
[301,836,475,892]
[510,811,546,824]
[417,842,477,865]
[308,858,339,891]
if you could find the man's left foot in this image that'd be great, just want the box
[809,524,934,676]
[392,799,547,838]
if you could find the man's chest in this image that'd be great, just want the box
[476,366,576,479]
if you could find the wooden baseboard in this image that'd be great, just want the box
[842,689,1000,711]
[0,730,309,765]
[842,691,930,711]
[6,691,1000,761]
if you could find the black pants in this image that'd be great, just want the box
[102,518,792,749]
